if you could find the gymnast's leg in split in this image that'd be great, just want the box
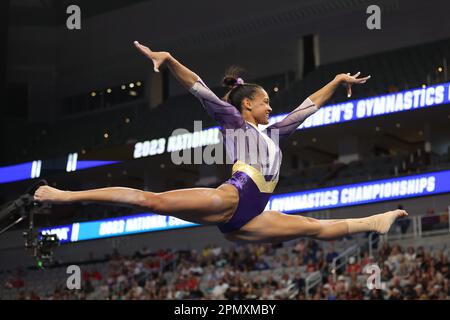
[222,209,408,244]
[33,183,407,244]
[33,184,239,226]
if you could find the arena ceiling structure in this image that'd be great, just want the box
[8,0,394,30]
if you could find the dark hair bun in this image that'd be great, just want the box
[222,76,238,88]
[222,65,245,89]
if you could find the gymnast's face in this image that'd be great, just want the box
[244,88,272,125]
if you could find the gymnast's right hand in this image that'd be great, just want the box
[133,40,171,73]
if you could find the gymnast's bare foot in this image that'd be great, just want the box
[34,186,70,204]
[369,209,408,234]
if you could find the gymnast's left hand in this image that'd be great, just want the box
[335,72,371,98]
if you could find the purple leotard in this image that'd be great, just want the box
[189,78,318,233]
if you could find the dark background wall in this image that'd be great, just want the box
[6,0,450,123]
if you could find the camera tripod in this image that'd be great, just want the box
[0,180,60,268]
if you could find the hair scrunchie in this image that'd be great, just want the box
[235,77,244,85]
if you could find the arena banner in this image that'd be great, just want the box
[266,169,450,213]
[269,81,450,130]
[0,160,120,184]
[39,213,198,243]
[39,169,450,243]
[133,81,450,159]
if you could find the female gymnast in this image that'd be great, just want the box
[33,41,408,244]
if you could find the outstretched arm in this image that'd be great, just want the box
[134,40,199,89]
[134,41,244,129]
[266,72,370,140]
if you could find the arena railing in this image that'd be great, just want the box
[304,240,364,297]
[304,271,322,298]
[329,244,361,283]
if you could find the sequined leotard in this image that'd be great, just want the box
[189,78,318,233]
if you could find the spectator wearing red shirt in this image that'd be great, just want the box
[346,256,361,274]
[186,273,199,291]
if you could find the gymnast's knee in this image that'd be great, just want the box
[312,223,346,241]
[304,220,326,239]
[137,191,165,212]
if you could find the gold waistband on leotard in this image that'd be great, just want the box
[231,160,278,193]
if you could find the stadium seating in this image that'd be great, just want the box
[1,218,448,300]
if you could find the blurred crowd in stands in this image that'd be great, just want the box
[2,232,448,300]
